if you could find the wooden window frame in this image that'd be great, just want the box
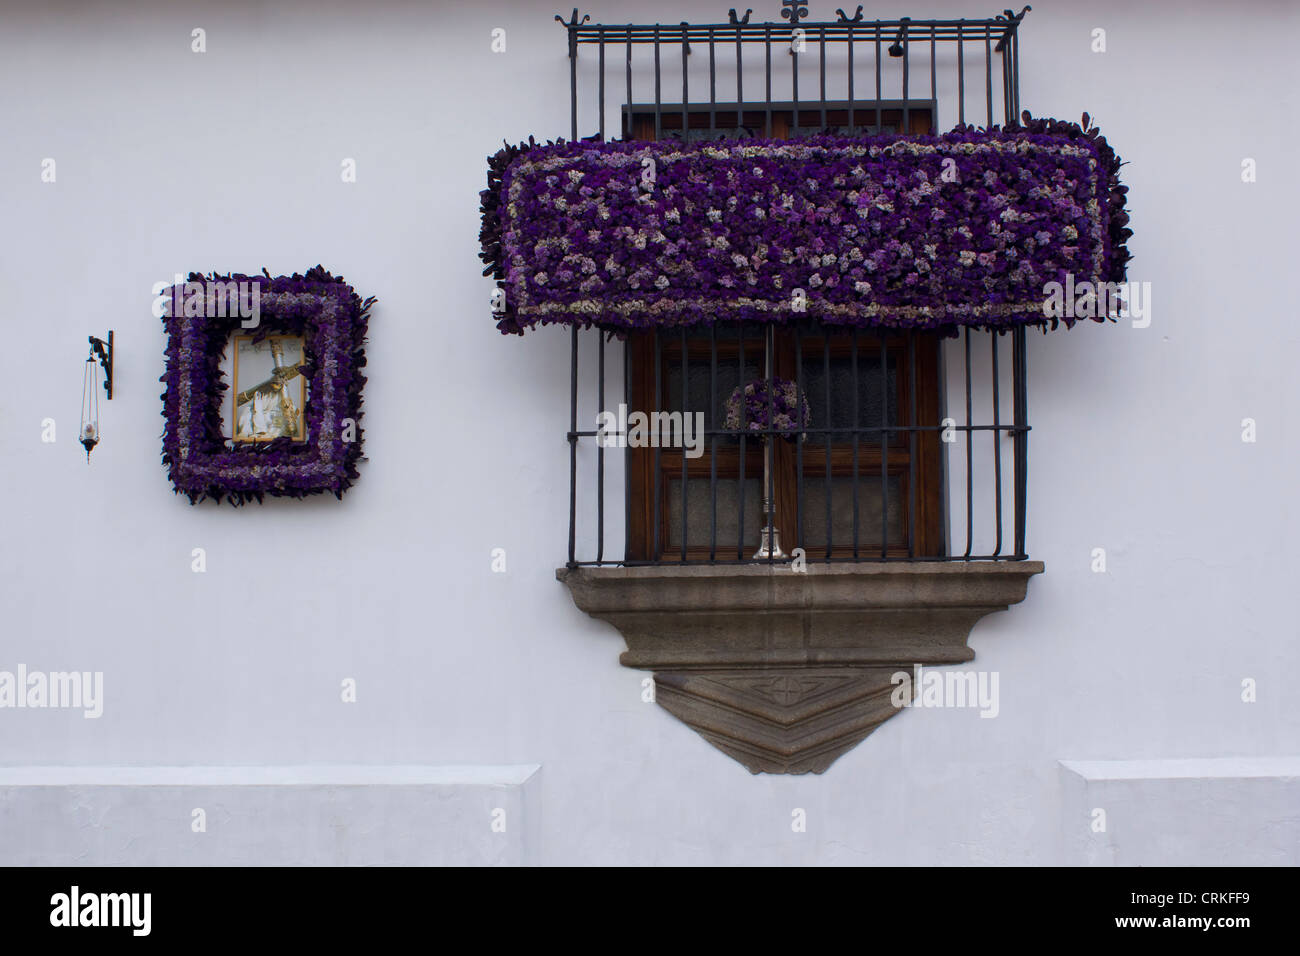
[624,104,945,563]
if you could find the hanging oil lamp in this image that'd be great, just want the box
[81,332,113,462]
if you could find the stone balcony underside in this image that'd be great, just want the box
[558,562,1044,774]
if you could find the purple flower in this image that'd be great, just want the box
[480,114,1129,335]
[724,378,812,441]
[160,268,373,506]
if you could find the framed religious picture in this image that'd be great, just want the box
[159,267,375,505]
[232,334,307,443]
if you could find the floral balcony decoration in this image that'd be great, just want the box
[725,376,811,441]
[159,266,374,506]
[479,114,1129,336]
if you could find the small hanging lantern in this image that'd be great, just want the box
[80,332,113,462]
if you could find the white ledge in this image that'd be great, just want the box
[1060,756,1300,781]
[0,764,541,787]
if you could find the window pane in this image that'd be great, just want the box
[664,339,764,444]
[800,352,897,445]
[666,478,762,552]
[800,476,904,550]
[663,126,760,142]
[789,124,898,136]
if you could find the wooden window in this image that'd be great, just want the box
[624,106,945,562]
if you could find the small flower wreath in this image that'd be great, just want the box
[725,377,811,441]
[159,266,375,506]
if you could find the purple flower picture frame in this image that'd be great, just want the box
[159,266,375,506]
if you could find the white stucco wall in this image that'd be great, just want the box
[1,0,1296,865]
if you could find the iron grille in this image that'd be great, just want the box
[558,3,1033,567]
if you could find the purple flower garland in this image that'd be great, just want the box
[725,377,811,441]
[159,266,375,506]
[480,114,1129,336]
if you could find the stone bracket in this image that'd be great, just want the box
[558,561,1044,774]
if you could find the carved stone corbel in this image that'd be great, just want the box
[558,561,1043,774]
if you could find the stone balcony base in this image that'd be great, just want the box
[558,561,1044,774]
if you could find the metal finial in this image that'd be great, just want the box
[553,8,590,28]
[836,5,865,22]
[728,8,752,24]
[780,0,809,24]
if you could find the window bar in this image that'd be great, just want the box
[818,26,827,131]
[765,324,776,564]
[991,331,1003,557]
[907,329,917,558]
[874,26,882,132]
[901,24,910,133]
[681,23,689,140]
[929,33,937,134]
[1012,25,1021,118]
[624,337,632,565]
[710,324,719,561]
[963,326,973,559]
[791,21,800,137]
[680,327,688,562]
[625,27,632,138]
[597,332,605,564]
[1000,28,1012,124]
[879,329,889,558]
[957,20,965,126]
[598,28,605,139]
[794,323,804,555]
[846,23,855,131]
[1012,325,1028,558]
[708,28,716,133]
[567,325,579,567]
[569,21,578,140]
[654,25,662,140]
[851,328,860,559]
[737,324,747,560]
[824,333,833,559]
[735,20,743,122]
[653,332,662,561]
[984,29,993,127]
[764,24,772,137]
